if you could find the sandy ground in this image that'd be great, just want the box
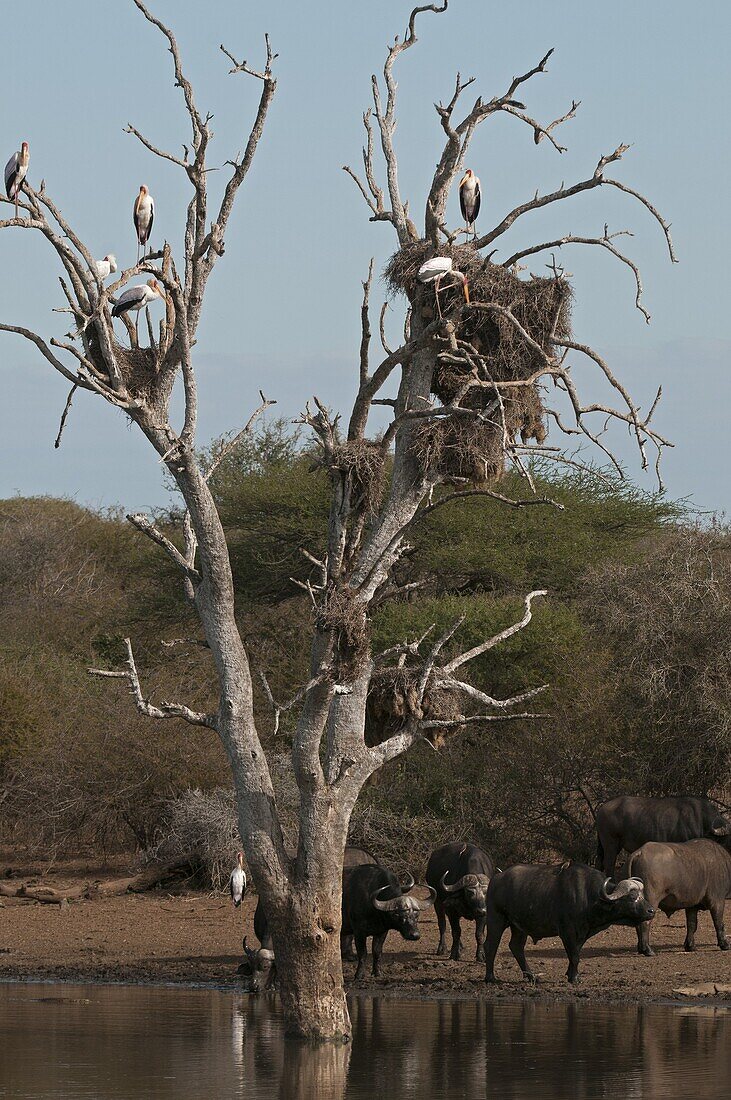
[1,861,730,1004]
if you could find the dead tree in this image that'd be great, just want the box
[1,1,674,1040]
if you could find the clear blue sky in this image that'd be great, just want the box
[1,0,728,515]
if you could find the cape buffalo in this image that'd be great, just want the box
[341,846,379,960]
[484,862,654,984]
[596,796,731,877]
[241,895,276,993]
[426,841,494,961]
[342,863,435,979]
[628,838,731,955]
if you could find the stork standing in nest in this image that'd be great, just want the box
[5,141,30,219]
[111,279,166,342]
[417,257,470,318]
[459,169,481,239]
[133,184,154,262]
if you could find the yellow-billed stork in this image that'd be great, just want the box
[133,184,154,261]
[95,254,118,280]
[230,852,247,908]
[417,256,469,317]
[459,169,481,238]
[111,278,166,340]
[5,141,30,219]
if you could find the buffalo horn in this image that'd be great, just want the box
[372,885,402,912]
[441,870,462,894]
[414,885,437,911]
[601,876,644,901]
[400,871,415,894]
[712,821,731,836]
[441,871,489,894]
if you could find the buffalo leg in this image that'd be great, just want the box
[435,898,448,956]
[508,927,534,982]
[354,931,368,980]
[684,907,699,952]
[341,932,358,962]
[448,910,463,960]
[710,900,729,950]
[371,932,388,977]
[484,911,507,984]
[636,901,656,957]
[601,837,620,878]
[561,933,583,983]
[475,915,487,962]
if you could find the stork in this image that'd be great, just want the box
[459,169,481,239]
[417,256,469,317]
[230,852,247,908]
[5,142,30,219]
[111,279,166,341]
[133,185,154,262]
[95,254,118,280]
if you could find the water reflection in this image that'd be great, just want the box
[0,983,728,1099]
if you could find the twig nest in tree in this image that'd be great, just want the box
[329,440,386,515]
[366,667,462,748]
[385,240,572,485]
[315,584,370,682]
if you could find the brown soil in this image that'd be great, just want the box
[1,860,730,1004]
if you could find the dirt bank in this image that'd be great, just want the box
[1,862,730,1004]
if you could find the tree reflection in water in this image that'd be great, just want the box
[0,984,728,1099]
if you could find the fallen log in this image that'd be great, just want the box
[18,885,85,904]
[84,861,190,899]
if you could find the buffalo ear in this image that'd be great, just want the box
[711,820,731,836]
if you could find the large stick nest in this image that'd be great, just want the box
[329,439,386,515]
[385,242,573,485]
[366,667,463,749]
[315,583,370,682]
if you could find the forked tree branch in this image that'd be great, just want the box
[89,638,215,728]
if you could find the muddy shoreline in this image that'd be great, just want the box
[1,865,730,1007]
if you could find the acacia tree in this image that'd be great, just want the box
[1,1,674,1039]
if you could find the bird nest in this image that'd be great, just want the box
[112,341,160,399]
[329,440,386,515]
[366,667,463,749]
[315,583,370,682]
[384,241,573,484]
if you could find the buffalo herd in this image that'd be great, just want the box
[241,795,731,989]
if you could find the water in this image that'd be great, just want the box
[0,983,729,1099]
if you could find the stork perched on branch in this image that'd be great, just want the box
[95,254,118,280]
[5,141,29,219]
[459,169,481,238]
[133,184,154,261]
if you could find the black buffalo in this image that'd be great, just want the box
[426,842,494,961]
[241,894,276,993]
[628,837,731,955]
[484,862,655,984]
[341,846,379,960]
[596,796,731,877]
[342,863,435,979]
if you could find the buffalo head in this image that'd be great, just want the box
[372,883,436,940]
[599,876,655,924]
[441,870,490,916]
[242,935,276,994]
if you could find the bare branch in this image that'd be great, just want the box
[205,392,277,482]
[90,638,215,729]
[54,383,78,449]
[501,227,651,322]
[359,259,374,386]
[127,513,201,582]
[442,590,547,675]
